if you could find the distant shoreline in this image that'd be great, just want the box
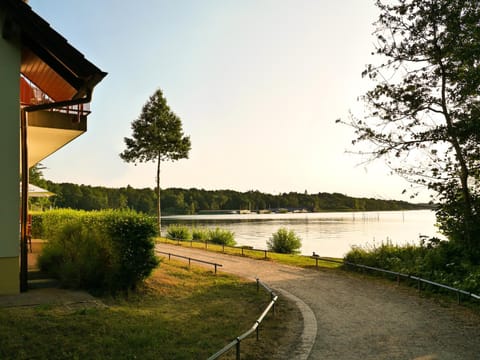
[36,180,435,215]
[173,207,436,217]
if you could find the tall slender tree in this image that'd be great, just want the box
[340,0,480,259]
[120,89,191,234]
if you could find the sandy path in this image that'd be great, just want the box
[156,243,480,360]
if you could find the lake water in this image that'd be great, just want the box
[162,209,443,258]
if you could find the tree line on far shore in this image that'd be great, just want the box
[31,178,429,215]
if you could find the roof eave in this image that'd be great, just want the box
[2,0,107,101]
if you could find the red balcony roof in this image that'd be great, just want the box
[2,0,107,102]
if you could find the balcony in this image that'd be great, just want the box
[20,76,89,167]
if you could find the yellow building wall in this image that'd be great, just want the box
[0,8,21,294]
[0,258,20,294]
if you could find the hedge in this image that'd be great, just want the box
[35,209,159,293]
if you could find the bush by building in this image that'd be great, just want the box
[36,209,159,294]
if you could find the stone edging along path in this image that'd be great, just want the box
[155,243,480,360]
[276,288,317,360]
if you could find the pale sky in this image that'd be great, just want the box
[29,0,431,202]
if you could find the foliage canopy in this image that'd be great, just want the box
[37,181,428,216]
[120,89,191,164]
[341,0,480,260]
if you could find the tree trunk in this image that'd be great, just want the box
[156,158,161,236]
[438,52,474,247]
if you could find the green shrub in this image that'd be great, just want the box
[166,224,192,240]
[344,239,480,294]
[103,211,160,291]
[463,268,480,293]
[37,209,159,293]
[208,228,236,246]
[267,228,302,254]
[192,227,209,241]
[345,241,424,274]
[39,222,112,290]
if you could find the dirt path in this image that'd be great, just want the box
[156,243,480,360]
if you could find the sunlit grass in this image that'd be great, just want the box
[0,260,298,359]
[158,237,342,269]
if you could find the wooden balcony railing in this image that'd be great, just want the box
[20,76,90,116]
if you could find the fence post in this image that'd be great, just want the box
[214,264,218,274]
[272,293,276,316]
[256,278,259,292]
[236,339,241,360]
[188,258,191,268]
[222,244,225,253]
[264,250,267,259]
[205,240,208,249]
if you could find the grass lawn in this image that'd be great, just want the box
[158,237,343,269]
[0,260,300,360]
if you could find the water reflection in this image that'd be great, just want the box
[162,210,443,258]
